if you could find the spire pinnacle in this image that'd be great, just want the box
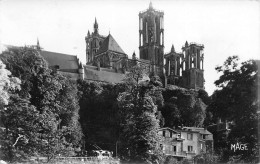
[185,41,189,47]
[94,17,98,34]
[36,37,41,50]
[95,17,97,25]
[132,51,136,60]
[149,1,153,9]
[171,44,175,52]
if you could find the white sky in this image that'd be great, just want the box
[0,0,259,95]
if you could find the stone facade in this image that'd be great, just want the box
[159,127,213,160]
[139,2,164,77]
[37,2,205,90]
[85,18,106,65]
[165,42,205,90]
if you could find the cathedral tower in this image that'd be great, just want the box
[181,41,204,90]
[139,2,164,76]
[85,18,106,65]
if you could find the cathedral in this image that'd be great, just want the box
[38,2,205,90]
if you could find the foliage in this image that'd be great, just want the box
[0,46,82,162]
[0,60,21,108]
[164,156,178,164]
[194,153,219,164]
[161,86,208,128]
[117,65,162,163]
[77,80,124,152]
[207,56,258,162]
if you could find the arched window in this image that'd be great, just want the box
[146,22,148,43]
[191,57,194,68]
[160,17,162,29]
[183,61,186,71]
[140,18,143,30]
[140,34,143,46]
[160,33,162,45]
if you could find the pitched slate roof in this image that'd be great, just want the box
[40,50,79,72]
[97,34,125,55]
[183,127,212,135]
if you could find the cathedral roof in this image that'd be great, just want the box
[40,50,79,73]
[96,34,126,55]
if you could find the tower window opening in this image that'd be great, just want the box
[146,22,148,43]
[183,61,186,71]
[141,34,143,46]
[160,33,162,45]
[160,17,162,29]
[140,18,143,30]
[180,68,182,76]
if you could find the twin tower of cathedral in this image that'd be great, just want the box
[85,2,205,90]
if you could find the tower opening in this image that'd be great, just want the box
[141,34,143,46]
[140,18,143,30]
[160,33,162,45]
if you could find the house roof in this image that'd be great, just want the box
[96,34,125,55]
[182,127,212,135]
[159,127,179,133]
[40,50,79,71]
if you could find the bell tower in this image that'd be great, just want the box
[181,41,205,90]
[139,2,164,76]
[85,18,106,65]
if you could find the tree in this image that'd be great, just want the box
[0,60,21,108]
[161,86,207,128]
[208,56,258,162]
[117,65,162,163]
[0,46,82,162]
[77,80,122,152]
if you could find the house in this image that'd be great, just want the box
[158,126,213,160]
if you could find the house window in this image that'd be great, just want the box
[173,146,176,152]
[163,131,165,137]
[170,131,172,138]
[188,146,193,152]
[202,135,206,139]
[187,133,193,140]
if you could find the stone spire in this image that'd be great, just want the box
[94,17,98,34]
[185,41,189,47]
[132,51,136,59]
[87,30,90,37]
[171,44,175,52]
[149,1,153,9]
[36,38,41,50]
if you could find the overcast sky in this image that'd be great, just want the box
[0,0,259,95]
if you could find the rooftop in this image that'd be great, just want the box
[96,34,125,55]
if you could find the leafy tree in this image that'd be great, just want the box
[208,56,258,162]
[77,80,123,152]
[117,65,161,163]
[0,60,21,108]
[161,86,207,128]
[0,46,82,162]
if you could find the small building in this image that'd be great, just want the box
[158,126,213,160]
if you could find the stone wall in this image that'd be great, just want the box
[84,65,125,83]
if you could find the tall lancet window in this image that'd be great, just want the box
[140,18,143,30]
[146,22,148,43]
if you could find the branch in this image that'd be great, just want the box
[12,134,24,147]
